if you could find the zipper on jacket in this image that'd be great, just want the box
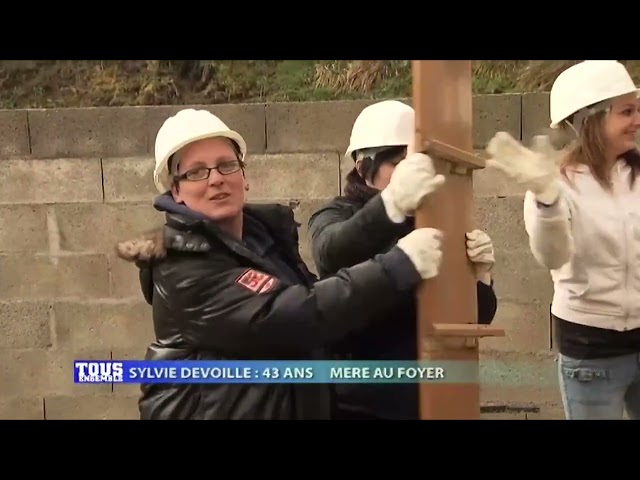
[624,217,632,328]
[624,239,629,324]
[616,171,630,327]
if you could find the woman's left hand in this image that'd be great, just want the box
[465,230,494,283]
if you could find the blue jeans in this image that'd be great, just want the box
[558,353,640,419]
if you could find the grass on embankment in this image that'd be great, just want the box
[0,60,639,109]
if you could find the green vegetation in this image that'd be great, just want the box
[1,60,639,109]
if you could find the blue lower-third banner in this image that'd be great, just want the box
[73,360,480,384]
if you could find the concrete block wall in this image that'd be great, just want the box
[0,92,564,419]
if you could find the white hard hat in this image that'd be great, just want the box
[550,60,640,129]
[153,108,247,193]
[345,100,414,159]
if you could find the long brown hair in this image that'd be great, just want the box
[555,111,640,191]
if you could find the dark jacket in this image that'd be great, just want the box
[307,170,498,420]
[116,193,424,420]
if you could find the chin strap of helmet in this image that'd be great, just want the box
[355,145,407,184]
[355,147,391,183]
[565,98,612,139]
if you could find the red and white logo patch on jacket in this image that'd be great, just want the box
[235,269,278,294]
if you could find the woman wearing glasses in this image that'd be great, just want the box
[116,108,447,420]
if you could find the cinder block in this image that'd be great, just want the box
[408,94,521,149]
[144,103,266,155]
[522,92,551,145]
[58,255,111,298]
[472,150,530,197]
[102,157,156,203]
[54,202,164,253]
[0,205,49,253]
[491,249,554,303]
[0,349,50,397]
[47,348,113,396]
[473,196,528,251]
[53,300,154,352]
[0,254,59,299]
[0,347,111,397]
[480,350,557,378]
[265,94,521,154]
[111,348,145,397]
[0,300,51,348]
[402,95,521,149]
[4,96,531,161]
[266,99,376,154]
[472,94,522,148]
[474,167,529,198]
[108,254,147,300]
[44,395,139,420]
[482,300,554,353]
[0,397,44,419]
[245,153,341,200]
[0,159,102,204]
[0,109,30,156]
[28,107,148,158]
[0,254,110,300]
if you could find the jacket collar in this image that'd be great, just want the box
[153,193,301,274]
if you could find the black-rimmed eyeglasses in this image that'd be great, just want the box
[174,159,243,182]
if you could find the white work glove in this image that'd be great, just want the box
[396,228,443,280]
[466,230,494,280]
[486,132,561,205]
[380,152,446,223]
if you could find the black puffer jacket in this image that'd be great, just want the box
[116,193,425,420]
[308,169,498,420]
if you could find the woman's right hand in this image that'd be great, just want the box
[380,152,446,223]
[396,228,443,280]
[486,132,561,205]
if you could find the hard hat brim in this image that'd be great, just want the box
[550,87,640,129]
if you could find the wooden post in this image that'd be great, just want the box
[411,60,505,420]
